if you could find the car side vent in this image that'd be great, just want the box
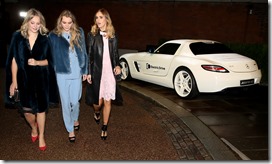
[134,61,140,72]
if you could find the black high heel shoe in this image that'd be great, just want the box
[74,125,80,131]
[101,125,107,140]
[69,136,76,143]
[94,112,100,124]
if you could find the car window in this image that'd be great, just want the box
[155,43,180,55]
[190,42,233,55]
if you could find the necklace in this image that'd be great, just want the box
[100,31,107,37]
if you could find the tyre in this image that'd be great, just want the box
[120,59,132,80]
[173,68,199,99]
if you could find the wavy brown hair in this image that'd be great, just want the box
[90,8,115,39]
[53,10,81,50]
[20,8,48,38]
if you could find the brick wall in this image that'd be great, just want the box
[4,1,268,50]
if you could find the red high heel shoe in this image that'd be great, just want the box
[31,135,38,142]
[31,123,39,142]
[39,145,47,151]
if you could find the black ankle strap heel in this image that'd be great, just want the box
[94,112,100,124]
[101,125,108,140]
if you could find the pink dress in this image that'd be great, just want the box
[99,31,116,101]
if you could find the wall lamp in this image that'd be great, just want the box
[19,11,27,18]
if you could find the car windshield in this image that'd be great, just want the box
[189,42,233,55]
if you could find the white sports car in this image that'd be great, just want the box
[119,39,262,99]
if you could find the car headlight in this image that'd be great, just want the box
[201,65,229,73]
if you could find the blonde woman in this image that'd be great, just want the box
[48,10,88,143]
[85,8,123,140]
[5,8,53,151]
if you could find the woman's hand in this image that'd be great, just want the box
[9,82,17,98]
[87,74,92,84]
[28,58,39,66]
[82,74,87,81]
[114,66,121,75]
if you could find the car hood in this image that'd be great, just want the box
[198,53,259,72]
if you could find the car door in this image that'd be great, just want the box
[141,43,180,77]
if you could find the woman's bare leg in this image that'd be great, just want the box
[37,112,46,147]
[24,112,38,138]
[93,99,103,124]
[100,99,111,140]
[93,98,103,112]
[102,99,111,125]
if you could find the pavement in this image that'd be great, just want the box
[119,82,238,160]
[0,67,239,161]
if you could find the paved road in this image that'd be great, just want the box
[120,79,269,160]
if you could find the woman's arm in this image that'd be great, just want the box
[10,58,18,96]
[28,58,48,66]
[87,33,94,75]
[113,35,121,75]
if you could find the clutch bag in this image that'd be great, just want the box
[12,89,20,102]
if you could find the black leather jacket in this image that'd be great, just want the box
[85,31,122,105]
[87,31,120,75]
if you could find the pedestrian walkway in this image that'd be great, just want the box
[0,87,176,160]
[0,67,237,160]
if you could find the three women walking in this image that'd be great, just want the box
[6,8,122,153]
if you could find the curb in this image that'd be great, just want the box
[119,81,238,160]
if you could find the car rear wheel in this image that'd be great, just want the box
[173,68,199,99]
[120,59,132,80]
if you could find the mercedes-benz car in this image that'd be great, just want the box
[119,39,262,99]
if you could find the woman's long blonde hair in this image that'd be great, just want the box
[90,8,115,39]
[20,8,48,38]
[53,10,81,50]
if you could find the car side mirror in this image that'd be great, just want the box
[148,48,154,53]
[146,45,156,53]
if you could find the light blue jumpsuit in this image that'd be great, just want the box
[56,32,81,133]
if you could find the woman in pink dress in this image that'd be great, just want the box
[86,8,122,140]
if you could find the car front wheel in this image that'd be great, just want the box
[120,59,132,80]
[173,68,199,99]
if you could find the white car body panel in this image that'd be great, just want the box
[119,39,262,94]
